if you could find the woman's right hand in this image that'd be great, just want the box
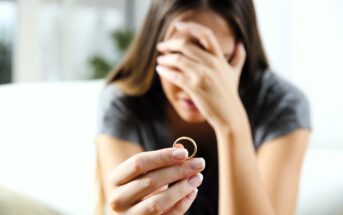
[108,147,205,215]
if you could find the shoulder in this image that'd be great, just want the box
[253,71,312,148]
[96,84,167,148]
[96,84,142,143]
[261,71,310,115]
[260,71,309,110]
[98,84,148,120]
[98,84,133,116]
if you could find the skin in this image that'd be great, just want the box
[97,135,204,215]
[97,9,310,215]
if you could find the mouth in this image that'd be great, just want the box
[180,97,199,112]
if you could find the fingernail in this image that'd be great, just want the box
[156,66,168,76]
[189,158,205,170]
[174,143,185,149]
[172,148,188,160]
[156,65,162,72]
[188,173,203,187]
[156,66,164,75]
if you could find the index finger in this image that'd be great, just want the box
[175,21,223,57]
[110,148,189,185]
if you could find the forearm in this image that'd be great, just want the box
[216,127,235,215]
[215,115,274,215]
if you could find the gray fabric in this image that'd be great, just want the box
[96,71,311,150]
[249,71,311,149]
[97,85,142,145]
[96,70,312,215]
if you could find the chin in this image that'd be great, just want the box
[178,110,206,124]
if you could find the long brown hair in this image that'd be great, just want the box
[105,0,268,96]
[96,0,268,214]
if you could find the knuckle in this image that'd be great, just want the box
[199,71,207,80]
[191,77,200,88]
[191,73,207,88]
[176,201,188,214]
[109,193,124,212]
[108,172,117,185]
[144,200,163,215]
[215,59,222,69]
[177,181,190,196]
[139,176,158,189]
[158,150,169,164]
[108,166,122,186]
[209,56,218,68]
[204,28,214,37]
[180,39,188,47]
[174,54,183,62]
[173,165,186,177]
[130,156,143,174]
[174,75,182,85]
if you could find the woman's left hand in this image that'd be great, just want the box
[156,22,247,130]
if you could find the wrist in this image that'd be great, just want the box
[213,106,249,131]
[213,113,250,139]
[213,121,248,138]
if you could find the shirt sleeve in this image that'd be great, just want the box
[254,74,312,148]
[96,84,142,144]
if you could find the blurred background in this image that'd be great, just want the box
[0,0,342,214]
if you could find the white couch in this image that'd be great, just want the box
[0,81,343,215]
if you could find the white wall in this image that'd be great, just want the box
[292,0,343,147]
[15,0,42,82]
[255,0,343,147]
[134,0,151,29]
[15,0,126,82]
[14,0,152,83]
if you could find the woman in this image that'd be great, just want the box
[96,0,311,214]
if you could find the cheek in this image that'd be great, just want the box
[160,77,182,102]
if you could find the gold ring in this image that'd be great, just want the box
[173,136,197,159]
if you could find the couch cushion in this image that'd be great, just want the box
[0,81,104,214]
[0,186,63,215]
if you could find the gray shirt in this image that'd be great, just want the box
[96,70,311,214]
